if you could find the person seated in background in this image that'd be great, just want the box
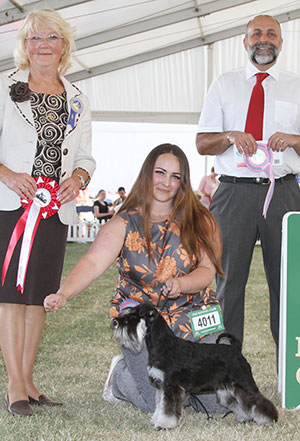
[75,189,94,222]
[113,186,127,210]
[93,189,114,222]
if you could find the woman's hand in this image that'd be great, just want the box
[44,293,67,312]
[0,166,37,199]
[163,278,182,299]
[163,247,218,299]
[57,177,81,205]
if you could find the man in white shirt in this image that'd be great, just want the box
[196,15,300,355]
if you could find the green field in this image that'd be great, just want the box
[0,243,299,441]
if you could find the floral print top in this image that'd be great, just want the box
[110,209,218,341]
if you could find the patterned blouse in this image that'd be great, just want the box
[110,209,218,341]
[30,91,68,183]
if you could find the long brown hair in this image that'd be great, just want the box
[119,144,223,275]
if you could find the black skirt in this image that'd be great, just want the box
[0,208,68,305]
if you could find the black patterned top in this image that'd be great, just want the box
[30,91,68,183]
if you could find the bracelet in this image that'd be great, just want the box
[73,167,91,190]
[73,173,85,190]
[226,132,232,145]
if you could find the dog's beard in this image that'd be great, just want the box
[113,318,147,354]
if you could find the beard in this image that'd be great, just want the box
[248,43,280,65]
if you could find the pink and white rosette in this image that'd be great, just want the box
[237,142,274,219]
[1,176,61,293]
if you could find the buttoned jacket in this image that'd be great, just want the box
[0,68,96,225]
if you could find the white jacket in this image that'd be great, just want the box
[0,68,96,225]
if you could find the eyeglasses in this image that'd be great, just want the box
[25,34,64,44]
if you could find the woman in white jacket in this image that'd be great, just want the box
[0,9,95,416]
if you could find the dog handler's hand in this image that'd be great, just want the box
[163,278,182,299]
[44,293,67,312]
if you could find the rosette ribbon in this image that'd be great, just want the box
[1,177,60,293]
[68,97,83,129]
[237,142,274,218]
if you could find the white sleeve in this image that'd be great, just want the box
[0,75,4,136]
[197,77,225,134]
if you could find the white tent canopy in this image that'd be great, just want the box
[1,1,300,193]
[1,0,300,123]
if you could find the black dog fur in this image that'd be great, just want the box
[111,303,278,430]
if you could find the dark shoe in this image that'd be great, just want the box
[5,393,32,416]
[28,394,63,406]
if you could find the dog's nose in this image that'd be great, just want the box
[111,318,119,330]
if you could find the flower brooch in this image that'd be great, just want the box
[9,81,31,102]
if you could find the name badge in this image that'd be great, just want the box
[188,305,225,338]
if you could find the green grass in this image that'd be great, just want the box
[0,243,299,441]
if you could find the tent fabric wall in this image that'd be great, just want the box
[76,47,207,115]
[75,18,300,121]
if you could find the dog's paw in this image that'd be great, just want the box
[235,414,252,423]
[252,410,277,426]
[151,413,178,430]
[154,423,177,431]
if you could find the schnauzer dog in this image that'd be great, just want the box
[111,303,278,430]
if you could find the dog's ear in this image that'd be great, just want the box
[138,303,149,317]
[138,302,156,318]
[138,303,158,324]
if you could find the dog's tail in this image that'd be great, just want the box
[216,332,242,351]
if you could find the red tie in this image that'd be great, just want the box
[245,72,269,140]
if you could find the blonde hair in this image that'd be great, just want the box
[14,8,75,75]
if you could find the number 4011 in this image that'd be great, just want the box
[198,313,217,328]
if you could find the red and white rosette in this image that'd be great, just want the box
[1,176,61,293]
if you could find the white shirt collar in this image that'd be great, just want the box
[245,60,279,81]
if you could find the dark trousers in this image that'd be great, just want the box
[210,178,300,349]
